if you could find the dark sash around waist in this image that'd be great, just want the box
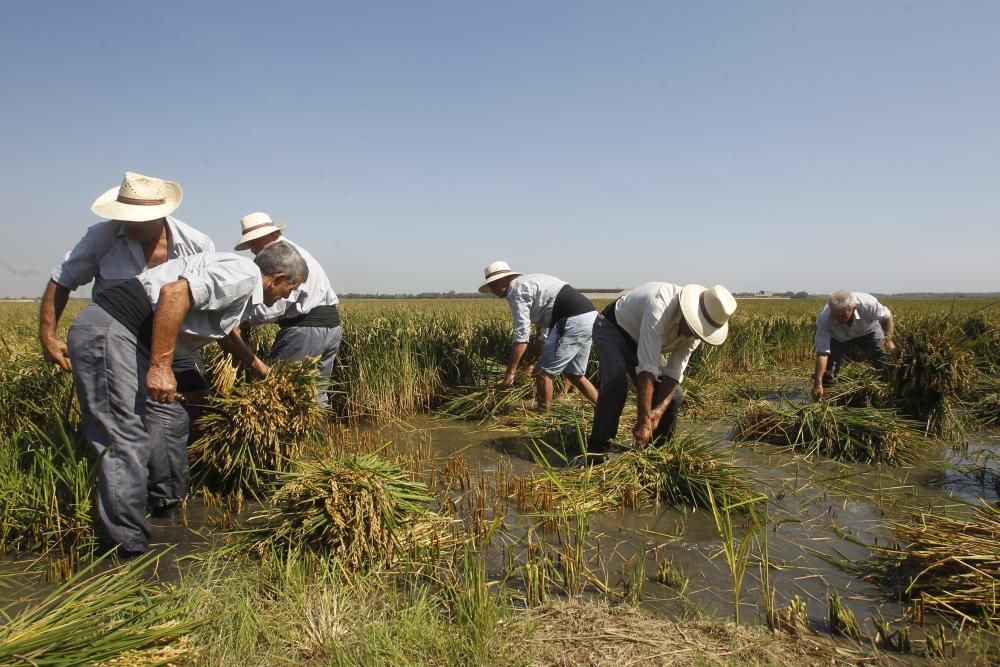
[551,284,595,324]
[279,304,341,329]
[601,298,638,353]
[94,278,154,347]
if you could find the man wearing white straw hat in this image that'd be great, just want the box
[234,212,342,407]
[40,171,215,519]
[67,241,307,557]
[585,282,737,465]
[479,261,599,410]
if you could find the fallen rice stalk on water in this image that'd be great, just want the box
[436,382,534,422]
[247,452,452,568]
[870,500,1000,624]
[735,400,925,465]
[190,359,327,499]
[523,433,761,515]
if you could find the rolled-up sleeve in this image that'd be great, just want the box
[662,340,698,383]
[858,296,891,321]
[50,228,101,290]
[507,286,534,344]
[814,315,832,356]
[183,255,259,312]
[635,293,669,377]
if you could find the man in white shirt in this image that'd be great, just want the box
[812,290,894,400]
[479,261,599,410]
[40,172,216,519]
[586,282,737,464]
[67,243,306,557]
[235,212,342,407]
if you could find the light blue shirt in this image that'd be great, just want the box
[506,273,567,343]
[612,282,700,383]
[138,252,263,356]
[814,292,891,355]
[245,237,338,324]
[51,216,215,296]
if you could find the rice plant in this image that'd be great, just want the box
[190,359,327,499]
[870,500,1000,623]
[825,364,891,408]
[246,452,449,568]
[827,590,863,640]
[735,400,925,465]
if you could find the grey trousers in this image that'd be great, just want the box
[68,304,189,553]
[270,324,343,407]
[588,314,684,454]
[822,331,886,385]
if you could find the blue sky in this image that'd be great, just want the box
[1,1,998,297]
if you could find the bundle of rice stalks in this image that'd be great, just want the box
[888,316,981,438]
[735,400,924,465]
[826,364,891,409]
[190,359,326,498]
[870,500,1000,623]
[247,453,449,568]
[436,361,536,421]
[970,390,1000,429]
[828,590,863,640]
[499,401,591,457]
[528,434,760,515]
[0,552,197,665]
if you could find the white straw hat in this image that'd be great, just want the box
[478,260,521,293]
[679,284,737,346]
[234,211,286,251]
[90,172,183,222]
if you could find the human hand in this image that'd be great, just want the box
[884,337,896,352]
[811,380,824,402]
[250,357,270,379]
[147,365,178,403]
[41,335,72,372]
[500,372,516,390]
[633,420,652,448]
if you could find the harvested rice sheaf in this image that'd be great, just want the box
[248,453,448,568]
[825,364,891,409]
[525,434,760,514]
[190,359,326,498]
[735,400,924,465]
[871,501,1000,623]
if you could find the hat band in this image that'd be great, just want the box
[484,269,512,280]
[117,194,165,206]
[242,223,277,235]
[699,292,725,329]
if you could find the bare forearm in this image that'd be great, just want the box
[636,372,656,423]
[506,342,529,377]
[220,330,260,368]
[813,355,828,382]
[39,280,69,339]
[880,315,894,339]
[149,281,191,370]
[651,376,678,420]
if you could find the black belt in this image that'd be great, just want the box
[602,298,638,353]
[279,304,341,329]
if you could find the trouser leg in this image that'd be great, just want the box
[822,338,848,386]
[652,383,684,444]
[270,324,342,408]
[855,331,886,369]
[145,398,190,511]
[588,315,635,454]
[68,305,153,553]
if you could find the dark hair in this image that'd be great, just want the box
[254,241,308,284]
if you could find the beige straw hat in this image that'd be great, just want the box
[478,260,521,293]
[90,172,183,222]
[234,212,286,251]
[679,284,737,346]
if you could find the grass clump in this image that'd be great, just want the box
[247,452,449,568]
[870,500,1000,624]
[190,359,327,499]
[825,364,891,408]
[735,400,925,465]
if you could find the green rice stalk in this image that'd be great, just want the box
[828,589,864,639]
[190,359,327,499]
[825,364,891,408]
[735,400,925,465]
[246,452,450,568]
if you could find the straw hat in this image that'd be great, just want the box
[478,260,521,293]
[234,212,286,251]
[679,284,737,346]
[90,172,183,222]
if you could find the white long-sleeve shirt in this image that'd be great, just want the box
[51,216,215,296]
[612,282,700,383]
[814,292,891,355]
[506,273,567,343]
[244,237,339,324]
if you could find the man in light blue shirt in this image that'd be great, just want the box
[812,290,894,400]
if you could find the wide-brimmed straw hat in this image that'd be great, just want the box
[679,284,737,346]
[234,212,286,251]
[90,172,183,222]
[478,260,521,293]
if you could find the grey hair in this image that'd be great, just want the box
[254,241,309,285]
[829,290,856,310]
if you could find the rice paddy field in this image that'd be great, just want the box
[1,296,999,665]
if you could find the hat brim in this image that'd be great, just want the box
[234,224,286,251]
[478,271,520,293]
[679,284,729,346]
[91,182,183,222]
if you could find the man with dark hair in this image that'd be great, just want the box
[67,243,306,557]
